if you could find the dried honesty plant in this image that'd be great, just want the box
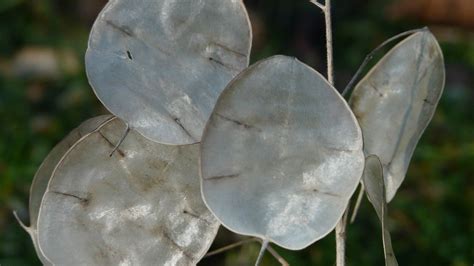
[200,55,364,251]
[14,115,113,265]
[349,30,445,202]
[85,0,252,145]
[37,118,219,265]
[362,155,398,266]
[16,0,445,265]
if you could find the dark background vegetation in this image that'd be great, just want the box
[0,0,472,265]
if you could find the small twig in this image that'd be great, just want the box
[309,0,325,10]
[310,0,335,85]
[335,210,349,266]
[350,182,365,224]
[310,1,344,265]
[318,2,344,264]
[204,238,258,258]
[109,123,130,157]
[324,0,334,85]
[13,211,32,233]
[342,27,428,97]
[204,238,289,266]
[267,245,290,266]
[255,239,269,266]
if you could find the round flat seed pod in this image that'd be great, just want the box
[86,0,252,145]
[37,118,219,265]
[349,30,445,201]
[29,115,114,229]
[362,155,398,266]
[200,55,365,250]
[15,115,113,265]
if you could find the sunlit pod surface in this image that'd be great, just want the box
[14,115,113,265]
[201,55,365,250]
[37,118,219,265]
[29,115,113,230]
[350,30,445,202]
[86,0,252,145]
[362,155,398,266]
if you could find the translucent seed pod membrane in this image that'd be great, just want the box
[37,118,219,265]
[15,115,113,265]
[86,0,252,145]
[29,115,113,229]
[349,30,445,201]
[200,55,365,250]
[362,155,398,266]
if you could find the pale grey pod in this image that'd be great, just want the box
[29,115,114,229]
[14,115,113,265]
[349,30,445,201]
[362,155,398,266]
[37,118,219,265]
[86,0,252,145]
[200,55,365,250]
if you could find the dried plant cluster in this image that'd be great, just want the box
[16,0,445,265]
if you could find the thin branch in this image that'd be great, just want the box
[324,0,334,85]
[204,238,257,258]
[109,123,130,157]
[311,1,343,264]
[342,27,428,97]
[350,182,365,224]
[309,0,334,85]
[204,238,290,266]
[13,211,32,234]
[255,239,269,266]
[335,210,348,266]
[309,0,325,10]
[267,245,290,266]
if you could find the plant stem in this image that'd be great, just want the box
[324,0,334,85]
[109,123,130,157]
[309,0,334,84]
[267,245,290,266]
[350,182,365,223]
[204,238,257,258]
[255,239,269,266]
[204,237,289,265]
[336,210,348,266]
[320,2,346,265]
[319,1,345,264]
[13,211,32,233]
[311,1,345,265]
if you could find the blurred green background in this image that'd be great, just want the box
[0,0,472,265]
